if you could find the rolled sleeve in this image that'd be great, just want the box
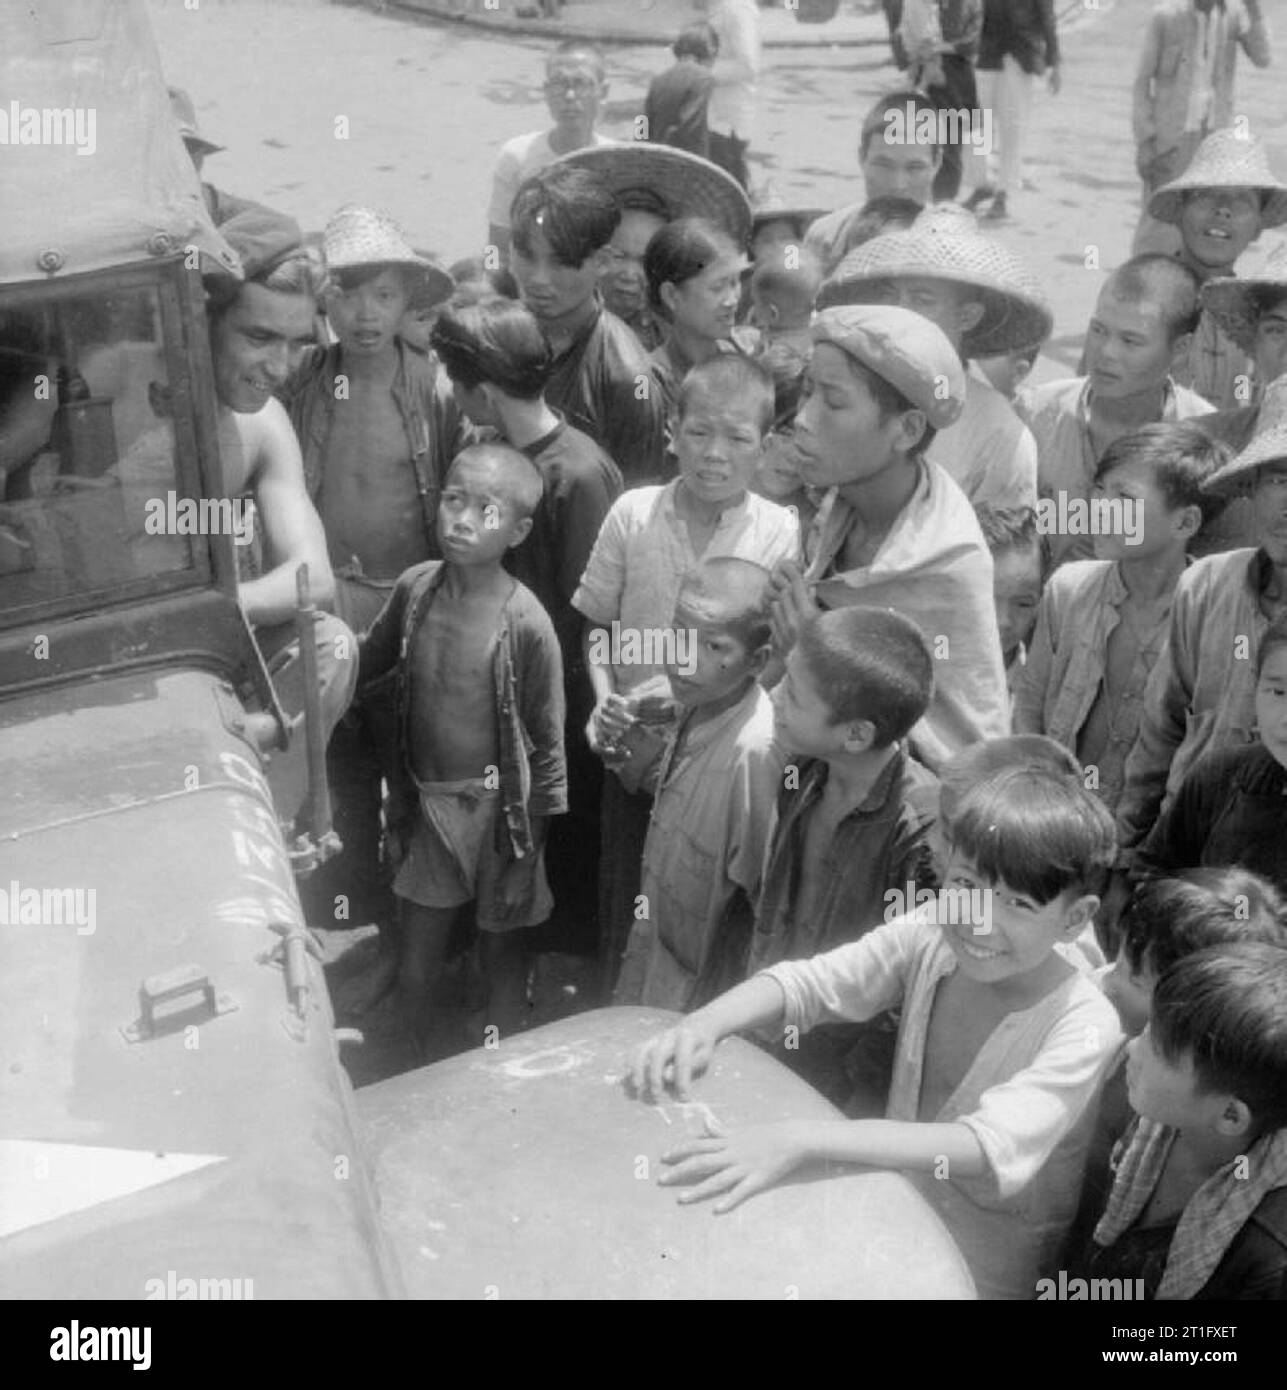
[759,915,920,1034]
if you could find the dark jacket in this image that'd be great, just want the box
[645,62,716,158]
[978,0,1060,73]
[358,562,567,862]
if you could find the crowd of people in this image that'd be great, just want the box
[162,1,1287,1301]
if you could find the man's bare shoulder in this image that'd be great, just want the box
[227,398,305,493]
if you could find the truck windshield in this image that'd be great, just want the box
[1,278,215,620]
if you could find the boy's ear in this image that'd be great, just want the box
[749,641,773,676]
[1174,501,1204,543]
[1215,1095,1257,1140]
[841,718,876,755]
[506,515,534,549]
[1060,893,1100,938]
[895,407,929,455]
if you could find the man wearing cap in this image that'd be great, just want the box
[202,205,358,821]
[279,206,464,938]
[803,91,945,279]
[1141,128,1287,410]
[1116,376,1287,866]
[168,85,262,229]
[817,212,1047,512]
[771,305,1010,769]
[1192,240,1287,553]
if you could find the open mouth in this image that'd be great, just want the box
[954,928,1003,962]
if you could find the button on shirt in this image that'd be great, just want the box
[761,908,1122,1301]
[805,462,1010,771]
[572,480,801,696]
[1014,560,1175,813]
[1016,375,1214,566]
[1116,547,1270,854]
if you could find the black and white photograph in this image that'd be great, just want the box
[2,0,1286,1346]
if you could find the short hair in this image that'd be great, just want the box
[948,764,1117,903]
[1104,254,1202,344]
[673,21,718,62]
[1257,610,1287,676]
[446,441,545,520]
[1092,421,1231,534]
[795,606,934,747]
[330,262,418,296]
[548,40,607,79]
[1253,285,1287,321]
[677,354,775,435]
[206,244,327,321]
[676,557,773,650]
[511,164,620,268]
[860,90,942,158]
[844,194,924,248]
[1121,868,1287,978]
[1151,943,1287,1133]
[939,734,1082,827]
[751,247,824,316]
[431,295,553,399]
[645,217,743,317]
[975,505,1039,558]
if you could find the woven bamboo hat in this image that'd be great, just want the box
[751,187,826,241]
[1148,129,1287,229]
[554,143,752,248]
[323,206,454,303]
[1203,377,1287,494]
[1200,240,1287,354]
[815,208,1053,357]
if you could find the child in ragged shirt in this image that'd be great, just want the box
[615,558,783,1011]
[574,354,799,995]
[1014,421,1227,812]
[1074,942,1287,1299]
[359,444,566,1049]
[630,763,1122,1300]
[750,605,938,1113]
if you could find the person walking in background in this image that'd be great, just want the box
[645,21,719,159]
[694,0,761,189]
[881,1,983,203]
[963,0,1061,223]
[1131,0,1272,256]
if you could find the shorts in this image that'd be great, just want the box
[391,777,552,933]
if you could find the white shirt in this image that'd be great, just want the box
[706,0,762,140]
[487,130,617,231]
[928,371,1038,510]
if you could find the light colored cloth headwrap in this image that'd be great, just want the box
[1184,3,1229,134]
[1095,1114,1287,1299]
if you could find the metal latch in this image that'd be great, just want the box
[121,965,238,1043]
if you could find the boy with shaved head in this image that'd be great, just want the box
[359,443,567,1048]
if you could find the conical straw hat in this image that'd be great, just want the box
[816,215,1053,357]
[1148,129,1287,229]
[1200,240,1287,354]
[1203,376,1287,493]
[323,205,453,303]
[553,143,752,248]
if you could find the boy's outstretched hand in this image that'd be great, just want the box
[658,1116,810,1214]
[628,1017,720,1102]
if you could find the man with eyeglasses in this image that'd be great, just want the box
[487,42,616,260]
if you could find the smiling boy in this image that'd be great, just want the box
[630,763,1122,1300]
